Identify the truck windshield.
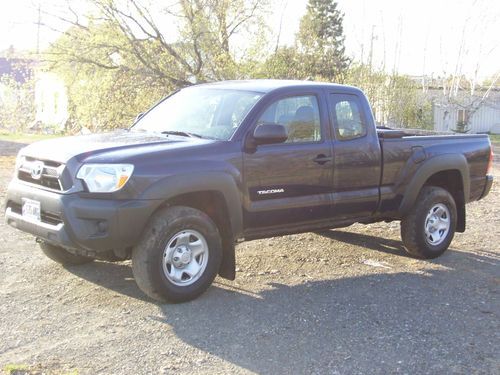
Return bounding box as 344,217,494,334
132,87,263,140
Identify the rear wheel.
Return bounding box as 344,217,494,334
401,186,457,259
39,242,94,265
132,206,222,303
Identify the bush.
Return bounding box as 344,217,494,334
0,76,35,132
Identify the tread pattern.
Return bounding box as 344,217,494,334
401,186,457,259
132,206,222,303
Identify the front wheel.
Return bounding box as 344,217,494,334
132,206,222,303
401,186,457,259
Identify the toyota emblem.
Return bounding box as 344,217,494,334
30,161,44,180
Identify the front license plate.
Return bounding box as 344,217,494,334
22,198,41,222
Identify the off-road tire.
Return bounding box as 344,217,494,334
401,186,457,259
132,206,222,303
39,242,94,265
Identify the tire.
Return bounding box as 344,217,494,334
401,186,457,259
39,242,94,265
132,206,223,303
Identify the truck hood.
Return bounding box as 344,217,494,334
19,130,212,163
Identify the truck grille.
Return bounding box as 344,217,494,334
18,158,65,191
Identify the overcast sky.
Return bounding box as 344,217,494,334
0,0,499,80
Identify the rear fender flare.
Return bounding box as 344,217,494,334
398,154,470,216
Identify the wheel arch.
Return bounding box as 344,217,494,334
140,173,242,280
398,154,469,233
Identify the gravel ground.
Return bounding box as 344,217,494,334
0,139,499,375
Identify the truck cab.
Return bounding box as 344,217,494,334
240,83,382,237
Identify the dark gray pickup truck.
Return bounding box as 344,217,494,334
5,80,494,302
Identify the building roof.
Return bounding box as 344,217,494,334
0,57,34,84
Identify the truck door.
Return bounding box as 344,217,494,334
328,93,381,218
242,91,334,231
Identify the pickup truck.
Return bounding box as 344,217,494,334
5,80,494,302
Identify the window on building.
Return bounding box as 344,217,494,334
457,109,470,123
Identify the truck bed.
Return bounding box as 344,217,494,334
377,128,491,216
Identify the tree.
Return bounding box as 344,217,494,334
347,64,433,129
257,0,349,82
257,46,303,79
43,0,270,130
428,3,500,133
0,75,35,133
438,73,499,133
296,0,350,81
46,21,165,131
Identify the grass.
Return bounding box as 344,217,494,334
3,364,29,374
488,133,500,144
0,132,62,144
2,364,78,375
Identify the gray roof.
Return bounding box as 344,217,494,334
0,57,34,84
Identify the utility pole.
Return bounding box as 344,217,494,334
368,25,376,72
36,1,41,55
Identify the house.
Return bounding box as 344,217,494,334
431,89,500,134
0,57,35,131
0,57,32,84
410,75,500,134
34,72,68,131
0,54,68,132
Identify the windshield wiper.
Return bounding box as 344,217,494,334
160,130,204,138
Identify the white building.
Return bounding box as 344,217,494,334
411,81,500,134
34,72,68,131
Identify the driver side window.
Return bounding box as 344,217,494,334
257,95,321,143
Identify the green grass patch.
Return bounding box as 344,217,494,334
488,133,500,144
3,364,29,374
0,132,63,144
2,364,78,375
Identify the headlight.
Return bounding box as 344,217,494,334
76,164,134,193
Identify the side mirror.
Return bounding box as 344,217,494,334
253,123,288,146
134,112,145,123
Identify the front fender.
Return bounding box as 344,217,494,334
398,154,470,216
139,171,244,238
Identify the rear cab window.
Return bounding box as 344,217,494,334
329,94,367,141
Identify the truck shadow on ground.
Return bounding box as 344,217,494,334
316,229,407,256
157,249,498,374
65,261,152,302
65,235,499,374
66,231,410,303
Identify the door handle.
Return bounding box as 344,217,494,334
312,154,332,165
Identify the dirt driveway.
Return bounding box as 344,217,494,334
0,139,499,374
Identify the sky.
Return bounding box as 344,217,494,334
0,0,499,81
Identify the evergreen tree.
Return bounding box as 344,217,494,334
297,0,350,81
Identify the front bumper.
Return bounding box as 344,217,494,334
5,179,162,256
